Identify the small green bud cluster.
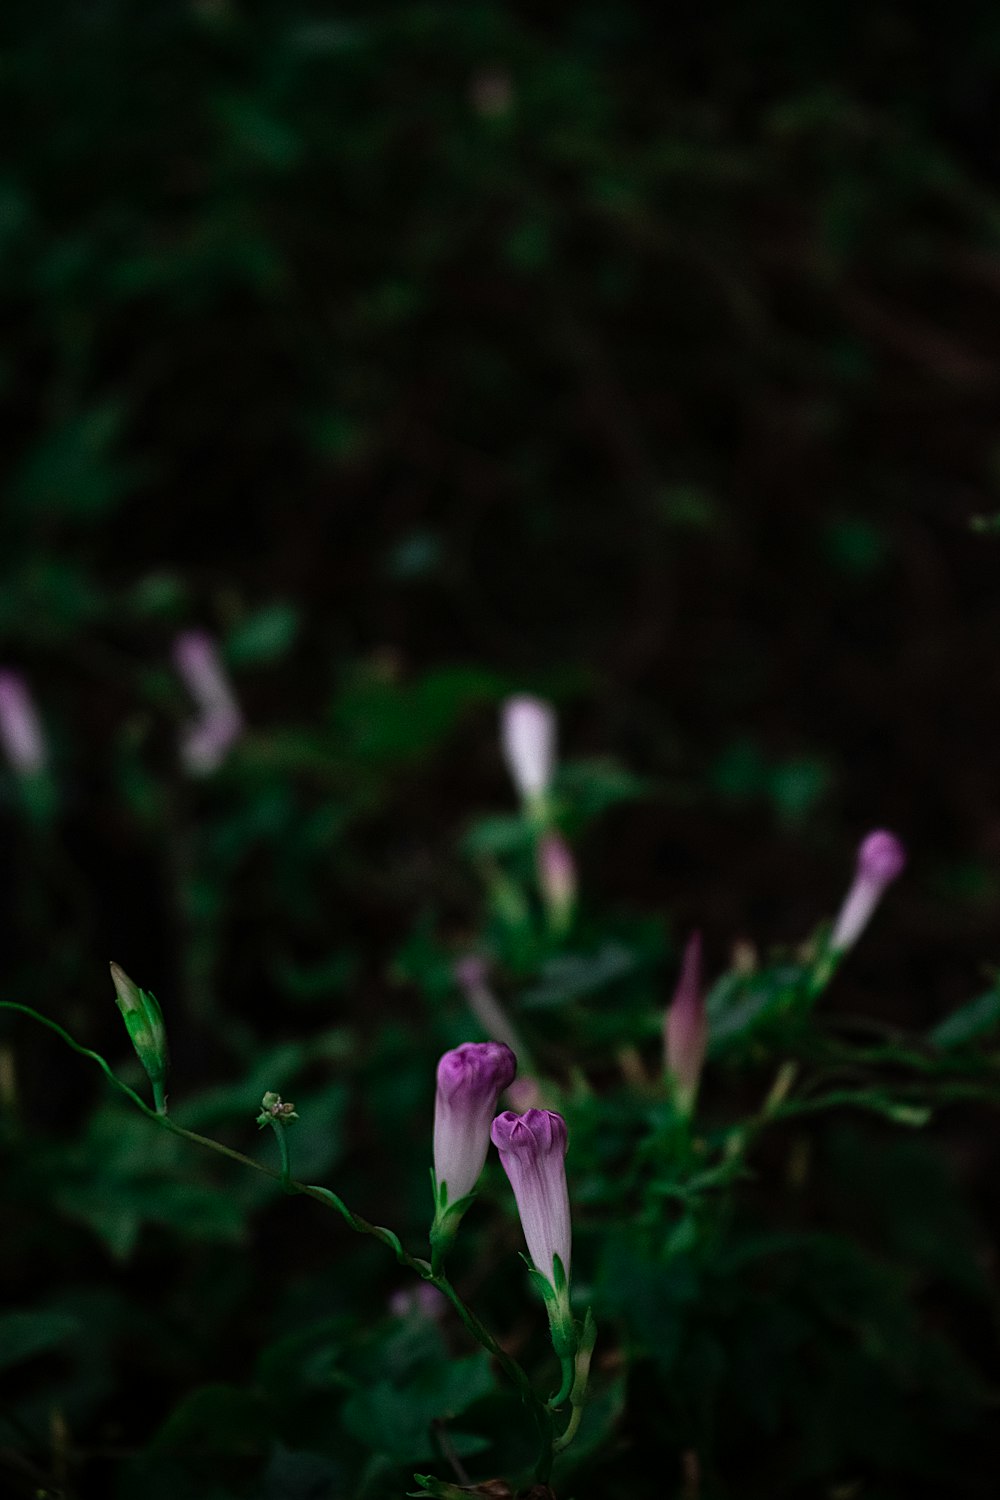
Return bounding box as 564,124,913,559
256,1091,299,1128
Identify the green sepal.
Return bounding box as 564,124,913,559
409,1477,474,1499
526,1256,576,1362
428,1180,477,1273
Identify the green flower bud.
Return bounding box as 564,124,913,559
256,1091,299,1128
110,962,169,1112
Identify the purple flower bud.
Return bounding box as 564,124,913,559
664,932,707,1113
830,829,907,953
433,1042,517,1206
173,631,243,774
500,695,557,806
491,1108,571,1286
0,671,47,775
537,831,577,932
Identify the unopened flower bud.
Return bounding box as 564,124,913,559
433,1042,517,1207
110,962,169,1112
173,630,244,775
0,671,47,775
431,1042,517,1267
499,695,556,810
537,831,576,933
830,829,906,953
256,1091,299,1128
492,1108,574,1357
664,933,707,1115
491,1109,571,1287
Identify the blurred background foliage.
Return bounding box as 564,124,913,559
2,2,1000,1497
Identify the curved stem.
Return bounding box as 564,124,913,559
268,1119,293,1191
0,1001,557,1480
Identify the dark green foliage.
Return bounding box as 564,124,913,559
2,3,1000,1497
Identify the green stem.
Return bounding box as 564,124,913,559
548,1353,574,1410
268,1118,293,1191
552,1402,584,1454
0,1001,558,1481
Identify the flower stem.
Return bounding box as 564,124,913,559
0,1000,559,1481
268,1118,293,1191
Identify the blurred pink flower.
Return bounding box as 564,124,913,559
500,695,556,807
537,830,576,931
0,671,47,775
664,932,707,1114
173,631,243,774
830,829,906,952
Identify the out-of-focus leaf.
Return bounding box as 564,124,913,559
0,1309,80,1375
461,814,533,860
226,603,300,666
706,963,807,1051
519,943,641,1008
340,1353,493,1462
928,988,1000,1048
556,759,653,821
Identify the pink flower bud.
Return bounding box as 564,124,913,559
0,671,47,775
664,932,707,1113
500,695,556,806
172,631,243,774
537,831,576,932
830,829,907,953
491,1108,571,1286
433,1042,517,1206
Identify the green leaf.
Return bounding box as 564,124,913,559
928,988,1000,1048
461,814,534,860
706,963,807,1051
0,1309,80,1375
150,1383,273,1458
519,943,641,1008
341,1354,493,1462
225,603,300,666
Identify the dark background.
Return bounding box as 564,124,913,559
3,4,1000,1497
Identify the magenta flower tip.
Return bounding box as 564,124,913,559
436,1041,517,1102
858,829,907,884
491,1107,568,1158
831,828,907,953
